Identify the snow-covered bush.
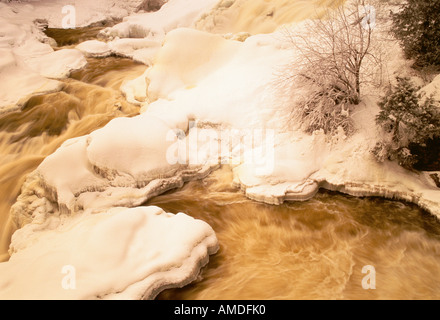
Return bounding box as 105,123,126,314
391,0,440,69
284,0,384,136
373,77,440,169
291,84,354,136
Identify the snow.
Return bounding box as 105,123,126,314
3,0,440,301
15,18,440,224
26,49,87,79
76,38,161,64
76,40,112,58
0,206,218,300
421,75,440,102
0,48,62,111
0,4,87,110
121,24,440,220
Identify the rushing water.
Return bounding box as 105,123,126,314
0,55,146,261
152,167,440,300
1,5,440,299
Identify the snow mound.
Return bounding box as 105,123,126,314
131,28,291,125
233,104,440,219
0,206,218,300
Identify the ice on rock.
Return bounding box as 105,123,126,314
0,206,218,300
109,38,162,65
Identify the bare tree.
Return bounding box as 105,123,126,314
281,0,385,135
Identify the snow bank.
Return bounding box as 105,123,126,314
135,28,291,123
233,102,440,219
0,206,218,300
26,49,87,79
130,27,440,220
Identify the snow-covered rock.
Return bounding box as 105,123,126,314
76,38,161,65
76,40,112,58
26,49,87,79
99,0,219,40
0,206,218,300
0,5,87,110
10,109,217,228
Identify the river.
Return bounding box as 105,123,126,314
0,5,439,299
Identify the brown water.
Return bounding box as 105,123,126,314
0,57,146,261
152,167,440,300
43,21,117,47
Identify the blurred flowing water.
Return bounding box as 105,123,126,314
0,56,146,261
152,167,440,300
